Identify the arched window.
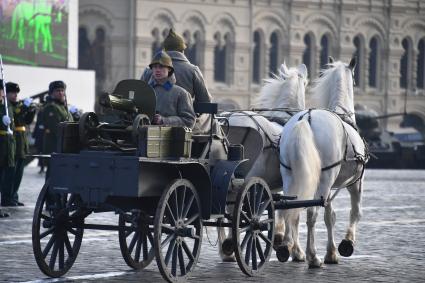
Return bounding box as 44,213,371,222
92,27,106,81
78,26,93,70
223,32,233,83
400,38,412,89
214,32,226,82
417,38,425,89
368,36,379,88
252,31,261,84
151,28,162,57
303,34,314,77
269,31,279,75
320,34,330,69
353,35,364,88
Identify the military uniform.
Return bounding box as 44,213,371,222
148,75,195,128
0,101,16,206
9,100,36,204
148,51,195,128
42,100,73,155
141,29,212,134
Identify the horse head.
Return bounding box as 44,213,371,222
252,61,308,119
311,57,357,122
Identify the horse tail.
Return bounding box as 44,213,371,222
284,119,321,200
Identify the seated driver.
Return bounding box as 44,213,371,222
148,51,195,129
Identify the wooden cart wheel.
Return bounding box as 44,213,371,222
232,177,275,276
79,112,99,146
118,210,155,269
154,179,202,283
32,183,84,277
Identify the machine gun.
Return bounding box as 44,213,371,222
76,80,155,151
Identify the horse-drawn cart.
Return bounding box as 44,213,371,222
32,80,324,282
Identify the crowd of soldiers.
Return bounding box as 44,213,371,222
0,28,212,218
0,80,77,218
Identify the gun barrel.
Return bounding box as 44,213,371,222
99,93,137,113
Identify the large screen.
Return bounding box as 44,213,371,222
0,0,69,67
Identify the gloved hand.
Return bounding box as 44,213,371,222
69,105,78,114
23,98,33,107
152,114,163,125
2,115,11,127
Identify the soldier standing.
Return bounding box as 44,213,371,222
141,29,212,133
42,81,73,180
0,80,15,214
148,51,195,128
5,82,36,206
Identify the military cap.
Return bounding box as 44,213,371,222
163,28,187,52
149,51,174,75
5,82,20,93
49,80,66,94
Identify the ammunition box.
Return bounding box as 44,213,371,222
138,126,192,158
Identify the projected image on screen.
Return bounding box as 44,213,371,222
0,0,69,67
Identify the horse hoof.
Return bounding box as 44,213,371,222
338,239,354,257
222,255,236,262
273,233,284,249
222,238,235,256
292,256,305,262
324,255,339,264
276,246,290,262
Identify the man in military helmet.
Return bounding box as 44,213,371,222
148,51,195,128
141,28,212,133
0,80,15,214
4,82,36,206
42,80,73,180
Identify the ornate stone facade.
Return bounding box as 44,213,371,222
79,0,425,131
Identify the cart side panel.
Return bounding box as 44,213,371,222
50,152,139,204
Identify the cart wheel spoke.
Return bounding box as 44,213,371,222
184,213,199,226
161,224,175,234
251,236,257,270
255,185,264,215
49,241,59,270
182,194,194,219
59,240,65,270
171,244,178,277
181,239,195,262
244,236,253,265
42,234,56,259
64,234,73,258
128,231,139,254
135,236,142,262
258,198,272,216
165,202,177,225
179,186,187,219
240,230,252,251
39,227,55,239
178,245,186,276
165,238,177,266
255,236,266,262
258,231,273,246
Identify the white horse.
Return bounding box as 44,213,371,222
278,57,369,268
218,62,308,261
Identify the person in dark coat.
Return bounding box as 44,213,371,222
5,82,36,206
42,81,73,180
0,80,14,215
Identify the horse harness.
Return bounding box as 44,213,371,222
279,109,369,186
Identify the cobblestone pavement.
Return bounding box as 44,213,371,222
1,163,424,283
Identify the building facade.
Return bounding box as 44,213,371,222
79,0,425,132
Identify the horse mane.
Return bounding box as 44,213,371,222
252,67,305,111
310,61,353,113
